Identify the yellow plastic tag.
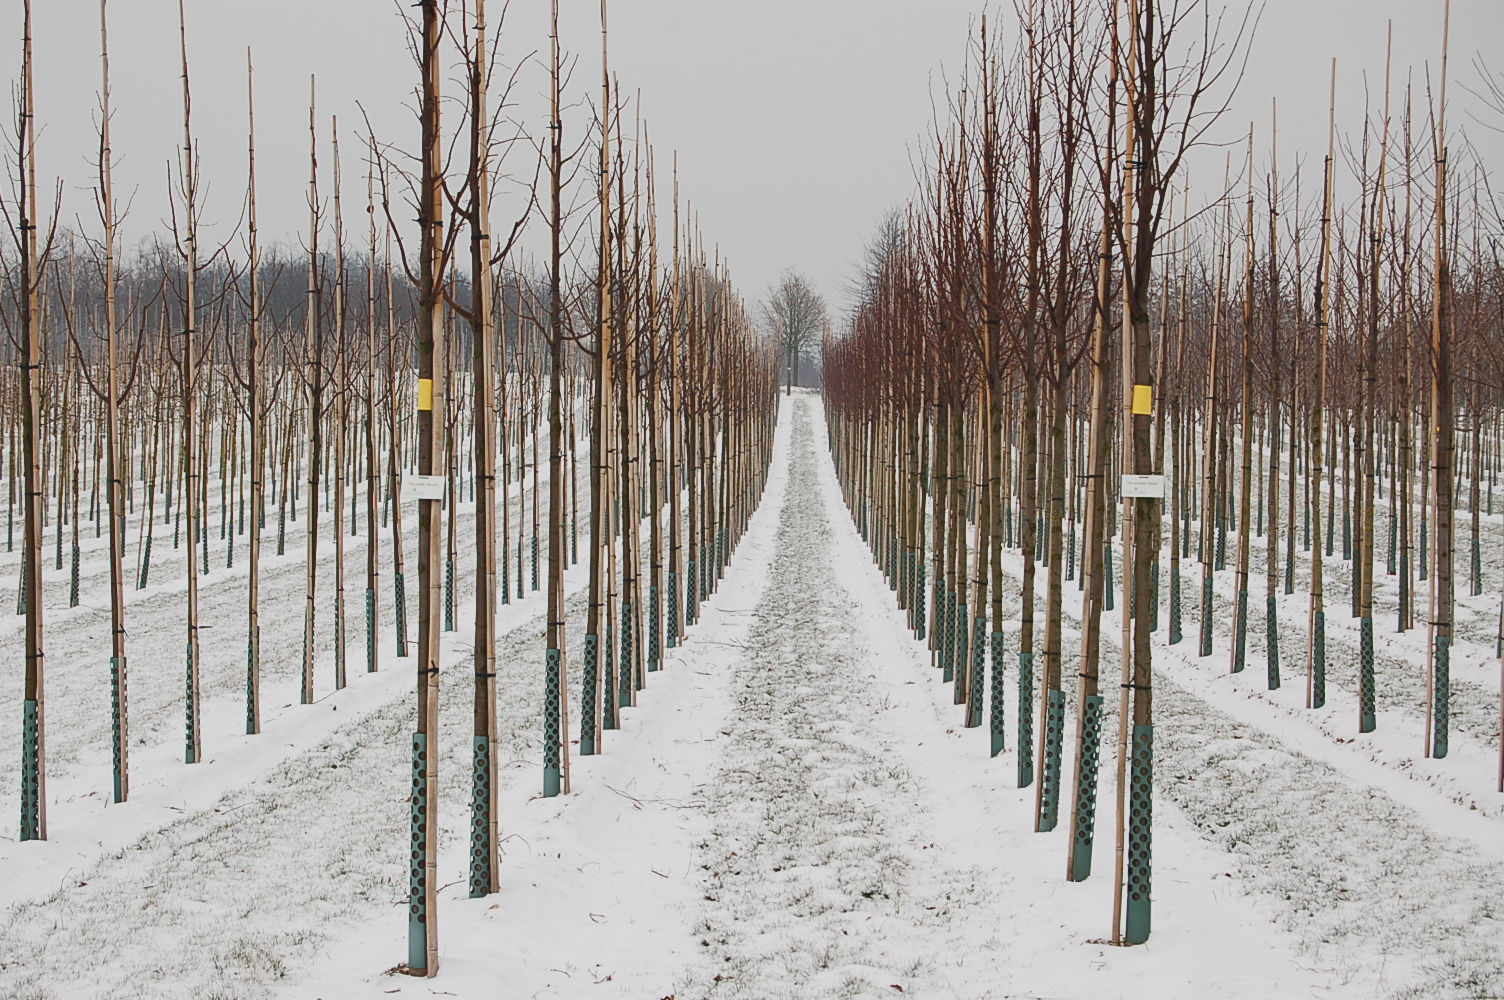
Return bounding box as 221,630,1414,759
417,378,434,412
1131,384,1153,416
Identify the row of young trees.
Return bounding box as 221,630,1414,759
8,0,582,840
5,0,781,979
412,3,779,971
824,0,1498,947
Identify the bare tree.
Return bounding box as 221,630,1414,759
762,268,827,394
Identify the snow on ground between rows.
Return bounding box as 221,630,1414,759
0,468,582,998
800,395,1389,1000
283,395,797,1000
0,463,558,915
7,390,1502,999
290,392,1370,1000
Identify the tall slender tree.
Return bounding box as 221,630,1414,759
407,0,446,976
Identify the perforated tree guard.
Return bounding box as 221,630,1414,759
1149,562,1159,631
334,600,346,691
1359,617,1376,733
620,602,635,707
990,630,1006,758
1200,577,1214,658
968,616,986,729
1233,589,1248,673
409,732,430,969
648,585,661,673
366,588,377,673
955,605,970,706
581,634,599,754
1017,652,1035,788
1104,544,1115,612
915,562,927,641
1039,689,1065,831
1420,517,1428,579
444,558,455,632
1125,724,1153,944
901,550,913,614
1311,611,1326,708
603,622,617,731
21,699,40,840
139,535,153,589
246,628,259,736
501,539,510,605
1069,694,1104,882
543,648,563,796
942,589,958,683
469,735,492,898
185,642,198,763
666,570,680,648
1265,596,1280,690
1169,570,1183,645
113,654,128,800
394,571,409,657
1433,633,1450,758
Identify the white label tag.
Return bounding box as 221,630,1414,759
1120,474,1165,499
405,475,447,501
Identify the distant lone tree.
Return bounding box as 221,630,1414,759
763,269,827,395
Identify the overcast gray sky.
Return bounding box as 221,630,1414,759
6,1,1503,315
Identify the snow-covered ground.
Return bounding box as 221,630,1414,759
3,391,1502,999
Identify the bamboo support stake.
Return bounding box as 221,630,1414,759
18,0,47,839
176,0,203,766
1359,31,1393,734
1017,12,1043,790
1199,161,1227,660
468,0,501,896
1068,209,1114,883
98,0,130,799
387,222,408,658
407,0,445,975
578,0,612,764
245,47,263,735
1232,126,1255,677
365,135,380,679
1307,62,1336,711
1426,0,1453,760
1265,104,1283,690
332,119,348,691
543,0,572,796
301,78,322,706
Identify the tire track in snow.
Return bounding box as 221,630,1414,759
683,400,995,999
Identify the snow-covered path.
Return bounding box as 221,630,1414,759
7,392,1504,1000
679,398,1007,998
